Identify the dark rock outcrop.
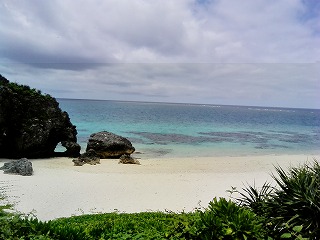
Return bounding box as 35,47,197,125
0,74,80,158
61,141,81,158
0,158,33,176
86,131,135,158
72,149,100,166
119,154,140,165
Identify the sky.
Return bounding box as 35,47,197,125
0,0,319,109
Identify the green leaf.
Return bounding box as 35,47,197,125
225,227,233,235
280,233,292,238
292,225,303,233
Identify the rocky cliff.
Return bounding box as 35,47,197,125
0,74,80,158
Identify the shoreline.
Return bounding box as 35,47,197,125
1,154,319,221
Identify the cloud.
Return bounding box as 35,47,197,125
0,0,319,108
2,62,318,108
1,0,319,66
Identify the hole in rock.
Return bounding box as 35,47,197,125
54,142,66,153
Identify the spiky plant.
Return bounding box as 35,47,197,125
267,160,320,238
234,181,274,216
236,160,320,238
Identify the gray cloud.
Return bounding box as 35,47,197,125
0,0,319,108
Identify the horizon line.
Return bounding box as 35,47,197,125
56,97,320,111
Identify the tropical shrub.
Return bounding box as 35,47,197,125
197,197,265,239
232,181,274,217
267,161,320,238
237,160,320,239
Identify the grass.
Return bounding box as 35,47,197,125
1,159,319,239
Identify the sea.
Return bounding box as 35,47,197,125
56,98,320,158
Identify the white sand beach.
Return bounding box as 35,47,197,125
0,154,319,221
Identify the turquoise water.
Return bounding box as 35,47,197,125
57,99,320,158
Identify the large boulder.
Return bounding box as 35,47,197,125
0,74,80,158
0,158,33,176
86,131,135,158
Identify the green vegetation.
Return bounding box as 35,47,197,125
1,160,319,239
0,188,12,218
6,82,54,101
234,160,320,239
2,81,58,124
198,197,265,239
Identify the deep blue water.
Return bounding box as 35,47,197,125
57,99,320,158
